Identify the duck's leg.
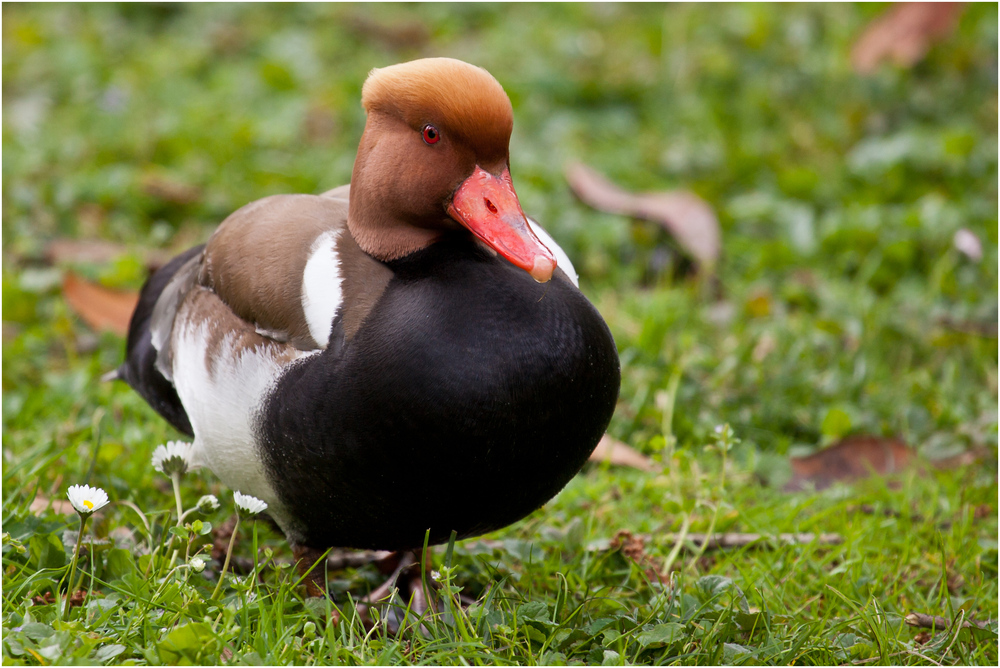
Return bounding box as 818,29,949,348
293,546,458,632
357,549,438,630
292,544,336,601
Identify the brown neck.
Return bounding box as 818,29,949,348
347,203,443,262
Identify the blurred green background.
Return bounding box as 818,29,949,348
3,2,997,467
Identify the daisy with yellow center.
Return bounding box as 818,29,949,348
66,484,109,517
63,483,109,621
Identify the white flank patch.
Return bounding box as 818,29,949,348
171,320,318,534
527,218,578,287
301,230,344,347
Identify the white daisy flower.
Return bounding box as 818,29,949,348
151,441,194,476
196,494,220,513
233,491,267,516
66,485,109,517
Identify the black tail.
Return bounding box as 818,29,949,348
117,245,205,437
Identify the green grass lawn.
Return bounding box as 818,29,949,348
3,3,997,665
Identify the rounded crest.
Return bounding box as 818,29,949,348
362,57,513,161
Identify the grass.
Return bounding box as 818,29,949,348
2,3,997,665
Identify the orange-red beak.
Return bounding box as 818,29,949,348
447,166,556,283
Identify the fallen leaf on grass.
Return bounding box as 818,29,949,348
588,434,657,472
784,435,914,491
609,529,648,563
851,2,966,74
565,162,720,269
905,612,993,632
32,589,87,607
609,529,668,584
62,272,139,337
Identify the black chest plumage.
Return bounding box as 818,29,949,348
254,238,620,550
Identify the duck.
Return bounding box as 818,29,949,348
115,57,620,599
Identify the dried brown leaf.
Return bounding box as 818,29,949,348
31,589,87,607
32,591,56,606
565,162,720,268
905,612,991,631
62,272,139,337
785,435,915,491
609,529,669,583
852,2,966,74
609,529,647,562
589,434,657,472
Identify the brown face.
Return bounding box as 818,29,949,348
347,57,557,282
358,112,475,230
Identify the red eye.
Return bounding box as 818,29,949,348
422,124,440,145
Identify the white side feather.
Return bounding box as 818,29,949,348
301,230,344,348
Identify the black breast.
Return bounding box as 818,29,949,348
256,237,620,550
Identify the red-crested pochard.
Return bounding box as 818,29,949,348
116,57,620,598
